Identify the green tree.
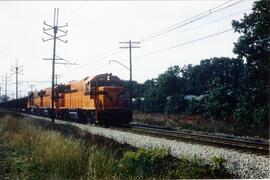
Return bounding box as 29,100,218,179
164,95,187,114
142,66,185,113
196,58,244,126
232,0,270,87
123,80,145,99
232,0,270,129
181,57,243,95
157,65,184,97
202,80,237,123
141,79,164,112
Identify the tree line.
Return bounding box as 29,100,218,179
124,0,269,130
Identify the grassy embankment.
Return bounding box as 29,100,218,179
0,112,232,179
133,112,269,138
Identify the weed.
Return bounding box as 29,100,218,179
0,114,233,179
116,148,170,178
211,156,227,177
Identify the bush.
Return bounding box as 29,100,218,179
201,81,237,122
234,87,269,129
143,89,165,113
164,95,187,114
186,99,203,115
116,148,172,178
211,156,227,177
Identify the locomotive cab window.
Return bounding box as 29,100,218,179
85,82,90,95
90,82,96,98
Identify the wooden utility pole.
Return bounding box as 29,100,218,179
119,40,141,106
11,59,23,110
42,8,68,123
42,8,76,122
2,73,11,102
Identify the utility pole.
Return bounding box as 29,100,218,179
55,74,62,85
43,8,76,122
0,84,2,102
11,59,23,110
30,84,34,92
5,73,7,102
119,40,140,107
2,73,11,102
19,90,23,98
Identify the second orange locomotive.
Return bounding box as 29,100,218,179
28,73,132,125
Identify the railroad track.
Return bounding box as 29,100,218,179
2,110,269,155
123,123,269,155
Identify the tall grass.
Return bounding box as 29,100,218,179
0,116,91,179
0,114,231,179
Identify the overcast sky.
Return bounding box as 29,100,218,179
0,0,254,98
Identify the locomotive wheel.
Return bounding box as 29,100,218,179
84,111,96,125
64,110,70,121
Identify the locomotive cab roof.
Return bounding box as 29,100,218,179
87,73,123,87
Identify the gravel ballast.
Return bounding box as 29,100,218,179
70,122,270,179
21,114,270,179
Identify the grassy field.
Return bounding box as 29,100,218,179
0,112,233,179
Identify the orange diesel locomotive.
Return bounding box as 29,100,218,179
28,73,132,125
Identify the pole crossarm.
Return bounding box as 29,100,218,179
58,28,68,34
120,46,141,48
42,37,54,42
43,21,53,28
43,27,54,31
43,55,77,65
43,31,54,38
120,41,141,44
58,23,68,28
56,33,67,39
56,37,68,43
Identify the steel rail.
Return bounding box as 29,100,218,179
1,110,268,155
127,123,269,155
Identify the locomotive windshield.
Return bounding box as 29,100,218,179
97,80,122,87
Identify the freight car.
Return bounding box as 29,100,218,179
0,97,28,111
26,73,132,125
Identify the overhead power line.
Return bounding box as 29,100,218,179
59,0,245,78
61,48,122,76
21,80,51,83
43,1,245,84
135,28,233,59
63,61,109,81
141,0,245,42
175,8,251,35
